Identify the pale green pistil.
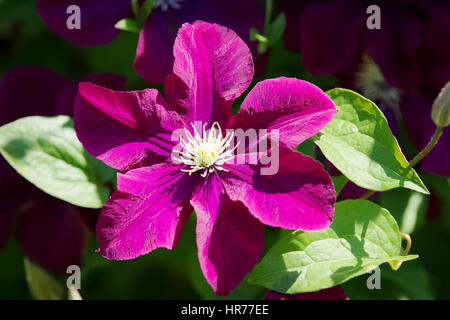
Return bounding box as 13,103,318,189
174,122,238,177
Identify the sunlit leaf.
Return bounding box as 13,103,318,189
0,116,115,208
248,200,418,293
313,88,428,194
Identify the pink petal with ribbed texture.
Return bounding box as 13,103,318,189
74,82,185,172
165,21,253,126
222,149,335,231
96,164,196,260
230,77,336,149
134,12,174,84
191,173,264,295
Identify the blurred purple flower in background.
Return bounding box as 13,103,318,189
281,0,450,177
0,66,125,273
281,0,434,92
37,0,132,46
134,0,265,83
37,0,265,83
73,21,337,295
400,8,450,176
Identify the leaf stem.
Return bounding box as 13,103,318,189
400,233,412,256
359,125,444,200
391,233,413,271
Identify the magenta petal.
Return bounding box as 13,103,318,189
37,0,131,46
57,73,126,116
15,195,86,273
135,0,264,84
165,21,254,125
134,13,175,84
97,164,196,260
170,0,264,53
300,0,366,75
266,286,348,300
231,77,337,149
223,149,335,231
191,174,264,295
0,66,69,125
74,82,185,172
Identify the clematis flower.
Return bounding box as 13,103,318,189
281,0,438,93
0,66,126,273
266,286,348,300
37,0,264,83
74,21,337,295
400,9,450,177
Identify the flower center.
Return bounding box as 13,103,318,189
175,122,238,177
355,55,401,109
154,0,185,11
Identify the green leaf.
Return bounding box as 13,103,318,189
343,260,434,300
295,139,316,159
24,258,65,300
139,0,155,23
0,116,115,208
250,28,269,54
313,88,428,194
266,13,286,45
250,28,268,43
248,199,418,294
131,0,139,17
115,18,141,33
379,189,427,235
331,175,348,197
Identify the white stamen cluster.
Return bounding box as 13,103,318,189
174,122,238,177
154,0,185,11
355,55,401,109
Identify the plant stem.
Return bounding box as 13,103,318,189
265,0,273,30
408,126,443,168
257,0,273,54
131,0,139,17
359,125,444,200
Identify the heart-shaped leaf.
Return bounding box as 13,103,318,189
0,116,115,208
313,88,428,194
248,199,418,293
